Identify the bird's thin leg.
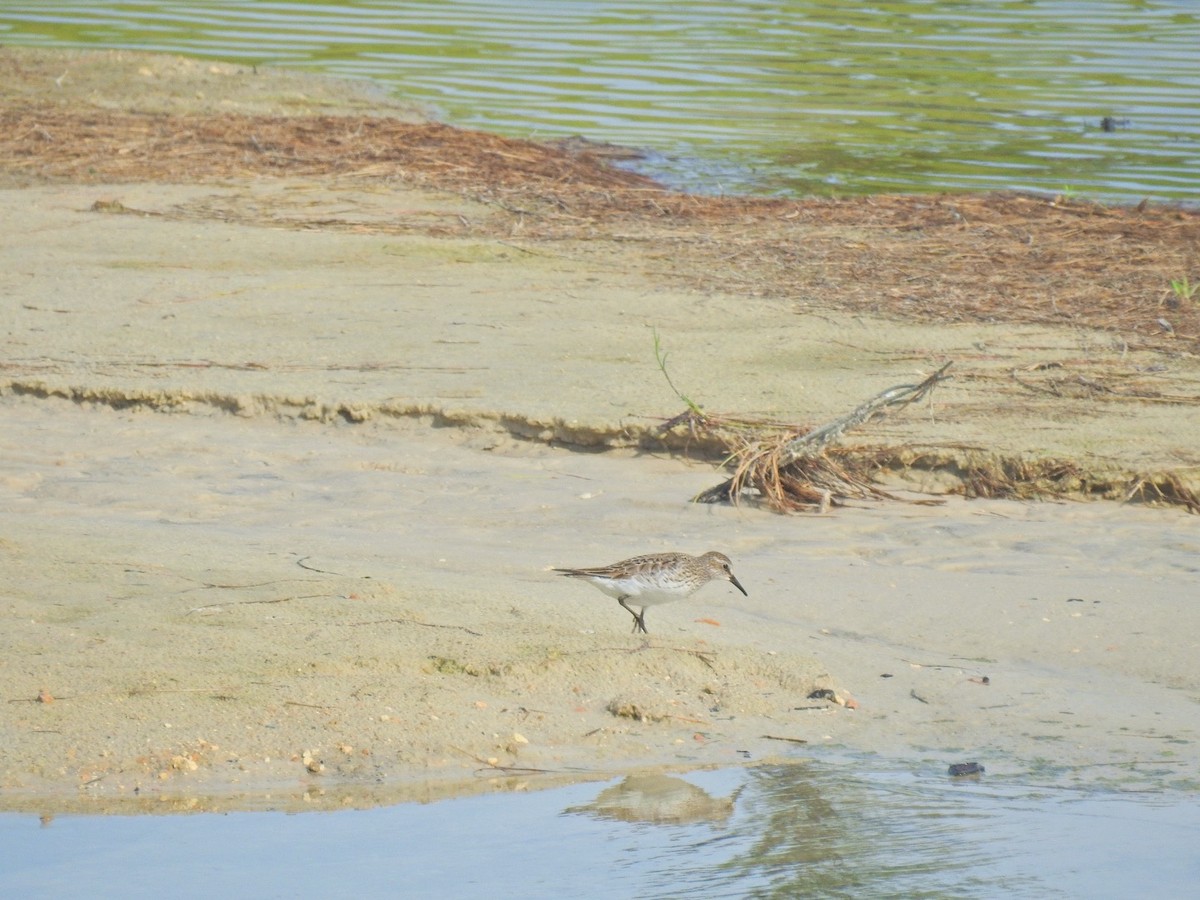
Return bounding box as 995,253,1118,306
618,597,647,634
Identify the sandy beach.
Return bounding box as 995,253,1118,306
1,48,1198,813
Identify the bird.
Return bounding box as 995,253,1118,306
554,551,748,634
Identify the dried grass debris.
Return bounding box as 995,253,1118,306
693,365,952,512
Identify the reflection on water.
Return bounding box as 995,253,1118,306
2,760,1197,898
565,773,740,825
0,1,1197,202
712,766,1016,897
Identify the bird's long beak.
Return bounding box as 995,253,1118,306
729,573,748,596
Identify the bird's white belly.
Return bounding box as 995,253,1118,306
585,575,687,607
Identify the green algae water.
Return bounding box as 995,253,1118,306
1,1,1197,203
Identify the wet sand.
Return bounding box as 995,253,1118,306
1,49,1198,812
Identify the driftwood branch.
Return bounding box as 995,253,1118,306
777,361,952,464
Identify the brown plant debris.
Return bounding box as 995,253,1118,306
694,364,953,512
875,447,1200,514
1,104,1198,350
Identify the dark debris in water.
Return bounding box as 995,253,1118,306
948,762,986,778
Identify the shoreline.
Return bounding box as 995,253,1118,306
2,46,1197,509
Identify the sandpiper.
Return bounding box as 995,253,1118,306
554,551,748,634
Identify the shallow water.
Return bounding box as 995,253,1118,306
3,761,1198,899
1,1,1198,202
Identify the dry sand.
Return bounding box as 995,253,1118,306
1,49,1198,813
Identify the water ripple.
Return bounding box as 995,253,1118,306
1,1,1197,202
